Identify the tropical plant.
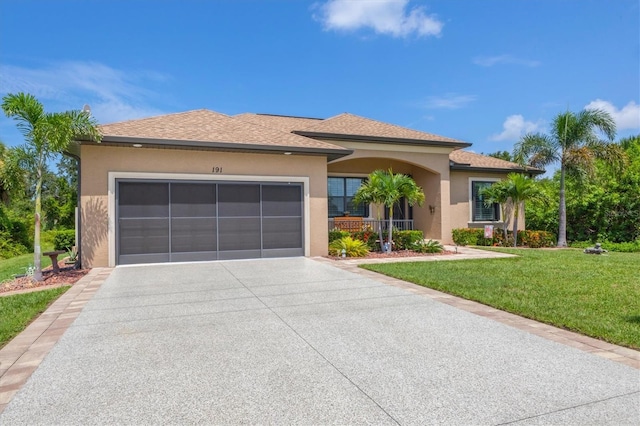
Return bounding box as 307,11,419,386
353,169,425,253
328,236,370,257
1,93,101,281
514,108,623,247
413,239,444,253
503,173,541,246
352,170,386,251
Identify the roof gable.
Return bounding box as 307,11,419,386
449,150,544,174
295,113,468,146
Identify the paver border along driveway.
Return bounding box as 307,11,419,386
1,258,639,424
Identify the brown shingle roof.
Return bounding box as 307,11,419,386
234,113,322,132
295,113,468,145
449,150,543,174
98,109,348,152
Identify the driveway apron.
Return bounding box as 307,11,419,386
1,258,638,425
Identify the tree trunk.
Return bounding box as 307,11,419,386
557,164,568,247
513,203,519,247
387,206,393,253
33,172,43,282
376,205,384,252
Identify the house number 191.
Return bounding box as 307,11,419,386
212,167,223,173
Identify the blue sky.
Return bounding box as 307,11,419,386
1,0,638,159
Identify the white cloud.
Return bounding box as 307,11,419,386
0,61,167,123
490,115,542,141
473,54,540,67
423,93,476,109
315,0,443,38
585,99,640,130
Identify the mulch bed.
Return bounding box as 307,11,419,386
328,249,456,260
1,261,89,295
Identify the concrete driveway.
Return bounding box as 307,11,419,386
1,257,638,425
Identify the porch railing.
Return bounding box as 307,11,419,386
329,218,414,232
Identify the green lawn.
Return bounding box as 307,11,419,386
0,286,69,348
361,248,640,349
0,252,54,282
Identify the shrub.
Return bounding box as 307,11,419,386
0,230,29,259
53,229,76,251
570,240,640,253
328,236,370,257
391,230,424,250
517,230,556,248
452,228,483,246
414,239,444,253
452,228,555,248
329,229,350,243
351,229,380,251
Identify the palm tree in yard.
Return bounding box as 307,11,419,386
2,93,101,281
504,173,540,247
353,170,386,250
514,109,623,247
479,179,511,242
354,169,424,253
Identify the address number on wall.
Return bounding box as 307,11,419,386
211,167,223,173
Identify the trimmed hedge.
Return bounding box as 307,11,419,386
329,229,424,251
53,229,76,251
452,228,555,248
570,240,640,253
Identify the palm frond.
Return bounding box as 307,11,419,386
514,133,558,168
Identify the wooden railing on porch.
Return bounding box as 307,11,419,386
329,218,414,232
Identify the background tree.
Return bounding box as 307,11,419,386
483,150,513,162
42,156,78,230
1,93,101,281
355,169,424,253
514,108,622,247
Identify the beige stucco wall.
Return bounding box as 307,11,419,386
450,170,525,233
80,144,329,267
326,146,454,243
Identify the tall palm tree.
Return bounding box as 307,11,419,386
354,169,424,252
514,109,622,247
2,93,101,281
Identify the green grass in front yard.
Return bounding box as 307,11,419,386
0,286,69,348
361,248,640,349
0,252,54,282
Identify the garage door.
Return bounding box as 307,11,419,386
116,180,304,265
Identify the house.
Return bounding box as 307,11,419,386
70,109,541,267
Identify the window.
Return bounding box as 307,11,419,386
328,177,369,217
471,181,500,221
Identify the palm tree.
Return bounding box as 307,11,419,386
353,170,386,250
1,93,101,281
479,179,512,242
504,173,540,246
514,109,622,247
354,169,424,253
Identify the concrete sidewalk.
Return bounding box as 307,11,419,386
1,257,638,424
